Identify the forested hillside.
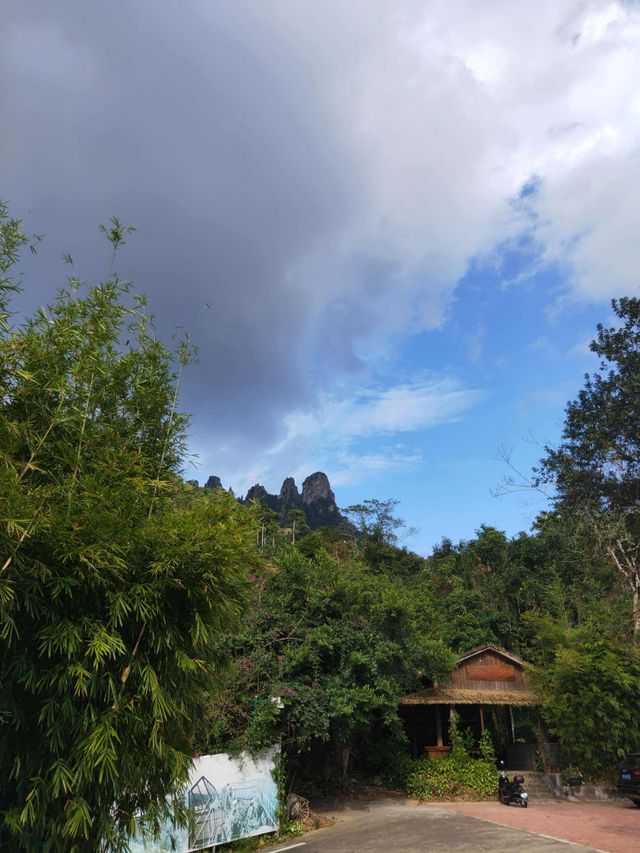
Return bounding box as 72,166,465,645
206,509,640,787
208,298,640,787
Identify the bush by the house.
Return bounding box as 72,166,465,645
405,755,497,800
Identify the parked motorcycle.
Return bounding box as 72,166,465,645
498,760,528,807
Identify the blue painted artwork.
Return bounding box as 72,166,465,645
129,820,188,853
128,747,279,852
188,775,278,848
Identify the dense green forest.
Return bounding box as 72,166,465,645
208,506,640,787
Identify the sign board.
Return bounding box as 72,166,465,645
129,746,279,852
466,663,516,681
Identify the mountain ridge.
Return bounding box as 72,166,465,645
204,471,350,530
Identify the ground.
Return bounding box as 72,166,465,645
450,799,640,853
263,797,640,853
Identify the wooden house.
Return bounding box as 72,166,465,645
400,644,540,763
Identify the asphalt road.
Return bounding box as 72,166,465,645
263,800,600,853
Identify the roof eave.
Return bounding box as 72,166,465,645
455,643,528,669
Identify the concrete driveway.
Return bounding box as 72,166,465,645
263,799,603,852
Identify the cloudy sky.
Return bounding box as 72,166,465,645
3,0,640,552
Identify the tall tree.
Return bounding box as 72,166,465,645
529,623,640,779
0,206,257,849
539,297,640,514
343,498,410,544
538,298,640,634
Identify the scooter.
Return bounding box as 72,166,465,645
498,760,528,807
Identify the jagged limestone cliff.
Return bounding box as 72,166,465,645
204,471,348,531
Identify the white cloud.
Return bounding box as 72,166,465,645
270,0,640,326
281,378,484,442
464,323,486,364
196,376,484,492
193,0,640,488
329,450,425,488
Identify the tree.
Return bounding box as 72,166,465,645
343,498,413,544
209,544,454,787
538,298,640,514
538,298,640,634
0,206,258,849
529,622,640,779
285,508,309,544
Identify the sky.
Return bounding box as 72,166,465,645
2,0,640,554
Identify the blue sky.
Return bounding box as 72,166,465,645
3,1,640,555
335,252,608,553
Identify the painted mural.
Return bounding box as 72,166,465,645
129,747,279,852
188,774,278,848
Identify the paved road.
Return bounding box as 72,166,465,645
263,799,600,852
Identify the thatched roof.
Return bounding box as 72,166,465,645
400,686,538,706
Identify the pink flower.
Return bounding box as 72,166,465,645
277,655,285,662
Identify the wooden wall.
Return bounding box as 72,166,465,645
449,651,530,693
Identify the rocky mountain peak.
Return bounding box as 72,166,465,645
245,483,269,503
302,472,334,506
205,471,349,532
279,477,300,502
278,477,303,525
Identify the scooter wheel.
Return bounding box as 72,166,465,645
522,800,528,808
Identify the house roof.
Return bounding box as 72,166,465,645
400,686,538,706
400,643,538,706
455,643,527,669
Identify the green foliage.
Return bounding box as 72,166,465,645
406,707,495,800
529,624,640,779
425,525,566,654
209,544,454,784
448,710,464,757
2,221,636,843
0,206,258,849
365,739,415,788
285,508,310,544
536,299,640,636
216,297,640,787
518,299,640,776
343,498,414,545
478,728,496,764
538,297,640,515
405,755,496,800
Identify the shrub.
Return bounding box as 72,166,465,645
405,755,497,800
381,749,416,789
478,728,497,764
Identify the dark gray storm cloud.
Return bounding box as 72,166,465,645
4,1,637,491
1,0,359,471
